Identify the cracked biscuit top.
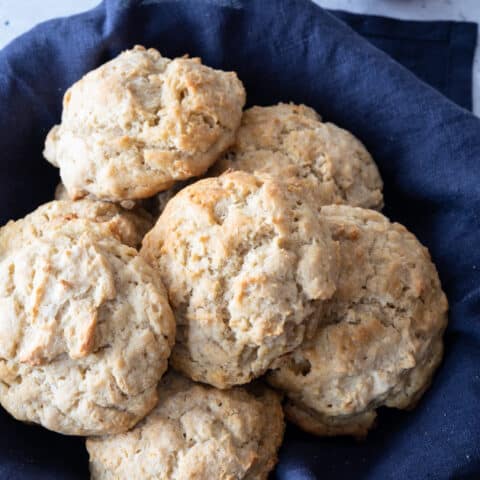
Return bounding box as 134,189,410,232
0,199,153,250
141,171,339,389
86,372,285,480
44,45,246,202
210,103,383,210
0,202,175,435
267,205,448,437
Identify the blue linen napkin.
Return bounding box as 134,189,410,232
0,1,479,479
331,10,477,111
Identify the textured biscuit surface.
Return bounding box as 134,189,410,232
141,171,338,388
54,182,147,212
267,206,448,436
1,199,152,250
0,205,175,435
44,45,246,201
211,103,383,210
87,372,285,480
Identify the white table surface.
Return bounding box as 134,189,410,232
0,0,479,114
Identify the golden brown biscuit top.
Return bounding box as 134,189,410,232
87,372,285,480
0,199,152,250
267,205,448,435
141,171,339,388
44,46,246,201
0,202,175,435
211,103,383,210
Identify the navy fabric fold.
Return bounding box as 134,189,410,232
331,10,477,111
0,1,479,479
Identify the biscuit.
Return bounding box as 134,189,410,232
44,45,246,201
3,199,152,250
267,206,448,436
0,209,175,435
141,171,339,388
211,103,383,210
86,372,285,480
54,182,141,211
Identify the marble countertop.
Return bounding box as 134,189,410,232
0,0,478,114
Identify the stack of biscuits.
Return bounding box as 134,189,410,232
0,46,448,479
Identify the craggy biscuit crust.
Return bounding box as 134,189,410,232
141,171,339,388
0,199,152,250
45,46,246,201
0,204,175,435
267,206,448,436
87,372,285,480
54,182,149,212
211,103,383,210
